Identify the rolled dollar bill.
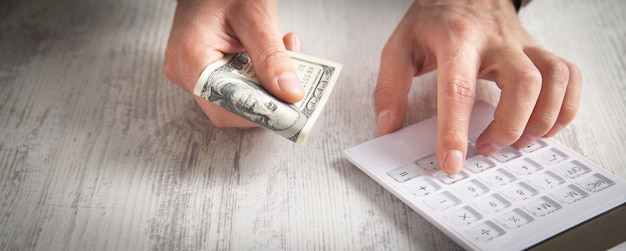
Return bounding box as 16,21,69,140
193,51,343,144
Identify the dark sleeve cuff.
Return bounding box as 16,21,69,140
512,0,532,12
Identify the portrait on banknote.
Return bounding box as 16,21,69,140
198,70,307,139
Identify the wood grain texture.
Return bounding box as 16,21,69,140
1,0,624,250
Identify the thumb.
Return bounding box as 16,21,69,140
229,2,304,104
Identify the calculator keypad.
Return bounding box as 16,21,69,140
345,102,626,251
384,138,620,246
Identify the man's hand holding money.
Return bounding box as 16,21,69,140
163,0,304,128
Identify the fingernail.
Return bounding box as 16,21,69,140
277,72,303,95
443,150,464,174
477,143,501,156
293,35,302,52
377,110,390,136
516,134,537,148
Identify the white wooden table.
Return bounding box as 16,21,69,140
1,0,625,250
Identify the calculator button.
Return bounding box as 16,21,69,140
476,194,511,214
465,156,496,173
446,206,483,226
555,161,591,179
578,174,615,192
503,182,538,201
433,171,469,184
530,171,565,190
424,191,461,211
525,196,562,217
552,185,588,204
535,148,568,166
481,169,516,188
466,142,479,159
522,139,547,153
507,158,542,176
387,164,420,183
414,154,440,172
455,180,490,199
495,209,534,229
405,178,440,197
466,139,480,159
467,221,505,242
492,146,522,163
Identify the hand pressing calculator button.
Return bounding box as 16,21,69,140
344,101,626,251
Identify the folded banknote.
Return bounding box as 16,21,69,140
193,51,343,144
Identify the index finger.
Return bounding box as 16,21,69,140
435,44,480,174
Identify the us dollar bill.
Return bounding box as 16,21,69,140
193,51,343,144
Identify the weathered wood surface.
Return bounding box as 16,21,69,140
1,0,625,250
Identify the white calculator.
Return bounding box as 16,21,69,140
343,101,626,251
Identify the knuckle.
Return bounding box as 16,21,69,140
499,127,524,142
548,60,570,79
233,2,265,19
374,79,396,97
568,62,582,81
446,17,474,37
163,45,194,92
530,116,556,134
374,80,398,106
443,77,475,102
493,115,525,141
517,68,542,86
381,39,400,56
545,59,571,87
256,48,290,73
515,68,542,97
